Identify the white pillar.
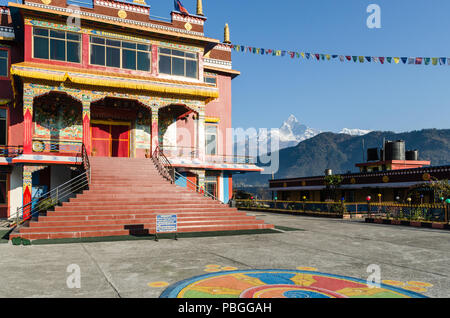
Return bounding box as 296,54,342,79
198,109,206,161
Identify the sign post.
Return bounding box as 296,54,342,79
155,214,178,241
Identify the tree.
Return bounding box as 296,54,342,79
324,175,343,202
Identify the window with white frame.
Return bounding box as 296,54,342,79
90,36,152,71
158,47,198,79
205,124,217,156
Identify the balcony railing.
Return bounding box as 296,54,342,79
160,146,256,164
0,146,23,158
161,146,199,159
32,139,83,154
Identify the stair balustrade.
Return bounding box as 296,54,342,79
9,144,91,229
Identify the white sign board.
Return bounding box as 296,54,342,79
156,214,177,233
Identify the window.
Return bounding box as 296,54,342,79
90,36,151,71
158,48,198,79
205,124,217,156
66,0,94,9
204,73,217,86
205,175,217,198
33,28,81,63
0,50,8,77
0,109,6,146
0,173,6,205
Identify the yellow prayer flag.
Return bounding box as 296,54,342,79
394,57,400,64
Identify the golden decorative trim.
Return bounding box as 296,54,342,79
117,10,127,19
184,22,192,31
205,117,220,123
11,65,219,100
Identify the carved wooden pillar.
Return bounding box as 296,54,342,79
22,166,32,220
151,107,159,155
82,95,92,154
23,88,34,154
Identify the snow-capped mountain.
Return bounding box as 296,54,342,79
233,115,371,156
339,128,372,136
277,114,321,148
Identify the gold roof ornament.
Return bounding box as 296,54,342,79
197,0,204,16
224,23,231,44
133,0,147,4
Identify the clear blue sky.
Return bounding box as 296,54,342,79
151,0,450,133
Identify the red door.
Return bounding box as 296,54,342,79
91,122,130,157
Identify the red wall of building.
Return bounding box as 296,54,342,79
205,74,232,156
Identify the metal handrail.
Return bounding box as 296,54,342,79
9,143,91,229
152,146,222,203
173,170,222,203
152,145,175,183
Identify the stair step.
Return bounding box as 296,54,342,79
11,223,274,240
21,219,265,233
49,208,238,216
29,216,259,228
39,211,248,221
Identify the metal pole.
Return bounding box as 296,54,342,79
16,207,19,227
446,203,448,224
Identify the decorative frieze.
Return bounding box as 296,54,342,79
24,1,205,37
203,58,232,70
94,0,150,15
172,12,205,26
0,26,15,39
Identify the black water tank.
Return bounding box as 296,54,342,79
367,148,380,161
406,150,419,161
385,140,405,160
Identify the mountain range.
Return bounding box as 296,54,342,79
234,128,450,187
234,115,371,155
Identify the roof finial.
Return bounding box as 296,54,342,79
196,0,204,16
224,23,231,44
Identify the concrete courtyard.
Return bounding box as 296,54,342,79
0,212,449,298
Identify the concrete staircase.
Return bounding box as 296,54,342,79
11,157,273,240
